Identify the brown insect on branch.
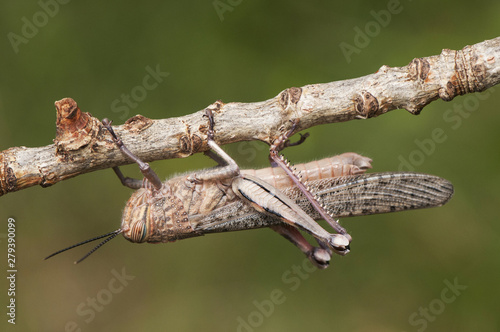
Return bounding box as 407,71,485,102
1,36,499,197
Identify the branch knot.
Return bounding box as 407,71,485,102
54,98,100,155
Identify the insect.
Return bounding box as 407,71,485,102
45,108,454,269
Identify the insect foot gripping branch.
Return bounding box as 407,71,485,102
44,113,454,269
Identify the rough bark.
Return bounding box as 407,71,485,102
1,36,499,197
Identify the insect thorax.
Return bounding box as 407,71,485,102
121,185,196,243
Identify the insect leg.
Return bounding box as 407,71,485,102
269,120,351,240
204,150,228,167
233,174,350,255
187,105,240,182
270,224,331,269
268,130,309,167
200,108,350,255
102,118,162,190
111,166,143,189
195,106,349,255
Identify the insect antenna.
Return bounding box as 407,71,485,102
44,229,122,264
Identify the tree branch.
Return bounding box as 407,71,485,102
1,36,499,197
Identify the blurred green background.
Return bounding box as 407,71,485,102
1,1,499,331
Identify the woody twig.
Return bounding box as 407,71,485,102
1,36,499,197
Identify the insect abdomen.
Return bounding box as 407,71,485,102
241,152,372,189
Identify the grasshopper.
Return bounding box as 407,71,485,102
46,107,454,269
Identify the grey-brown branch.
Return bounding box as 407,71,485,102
1,36,499,197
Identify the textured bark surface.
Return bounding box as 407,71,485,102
1,37,499,197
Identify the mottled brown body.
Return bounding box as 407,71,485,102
122,185,195,243
121,153,371,243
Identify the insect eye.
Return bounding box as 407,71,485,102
130,221,147,243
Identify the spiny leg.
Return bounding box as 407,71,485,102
270,224,331,269
102,118,162,190
236,173,349,255
269,120,351,241
268,130,309,167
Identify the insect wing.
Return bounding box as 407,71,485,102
288,172,454,218
190,172,454,233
